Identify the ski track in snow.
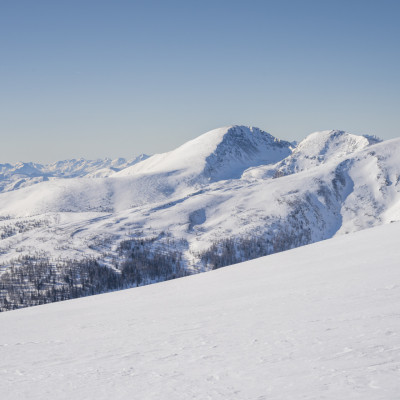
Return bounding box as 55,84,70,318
1,222,400,399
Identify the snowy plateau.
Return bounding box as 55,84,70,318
1,221,400,399
1,125,400,310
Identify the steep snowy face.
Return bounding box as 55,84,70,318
117,125,292,182
203,126,292,180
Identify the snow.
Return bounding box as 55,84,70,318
0,155,149,193
1,222,400,399
116,125,292,181
243,129,380,179
0,126,398,270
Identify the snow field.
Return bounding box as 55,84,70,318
1,222,400,399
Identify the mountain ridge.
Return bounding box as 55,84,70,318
115,125,293,182
0,154,150,193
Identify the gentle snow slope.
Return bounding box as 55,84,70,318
1,222,400,400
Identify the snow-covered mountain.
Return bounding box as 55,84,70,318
117,126,292,181
1,124,400,310
0,126,293,215
243,129,381,179
0,154,149,192
2,222,400,399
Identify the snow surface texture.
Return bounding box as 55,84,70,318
1,222,400,399
0,125,396,271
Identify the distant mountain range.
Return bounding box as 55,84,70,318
0,154,149,192
1,124,399,310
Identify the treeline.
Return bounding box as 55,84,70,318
118,236,185,284
197,195,315,270
0,219,47,240
0,237,187,312
198,224,311,270
0,257,120,311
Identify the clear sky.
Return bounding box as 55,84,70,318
1,0,399,163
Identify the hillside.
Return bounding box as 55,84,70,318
1,222,399,399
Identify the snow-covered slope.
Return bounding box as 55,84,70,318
1,222,400,399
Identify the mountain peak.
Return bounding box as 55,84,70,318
295,129,380,160
202,125,292,180
271,129,381,175
116,125,292,182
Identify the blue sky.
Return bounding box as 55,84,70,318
1,0,399,163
